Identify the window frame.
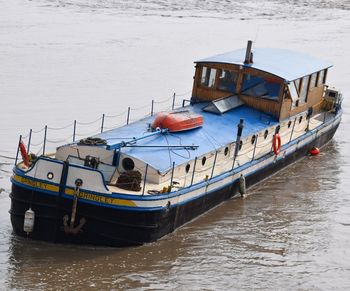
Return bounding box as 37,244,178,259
200,66,217,88
217,69,239,93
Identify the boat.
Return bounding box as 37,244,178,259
10,41,343,247
152,111,204,132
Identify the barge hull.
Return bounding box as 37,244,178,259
9,123,339,247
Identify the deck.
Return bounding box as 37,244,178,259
96,103,278,172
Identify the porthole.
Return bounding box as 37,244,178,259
122,157,135,171
239,140,243,151
201,156,207,166
185,164,191,173
299,116,303,124
276,125,281,134
288,120,292,128
47,172,54,180
224,147,229,156
75,178,83,187
264,130,269,139
251,135,256,145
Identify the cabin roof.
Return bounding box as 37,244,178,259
96,103,278,173
196,48,332,81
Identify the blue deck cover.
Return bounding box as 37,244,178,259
96,103,278,172
197,48,332,81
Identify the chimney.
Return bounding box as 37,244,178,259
244,40,253,64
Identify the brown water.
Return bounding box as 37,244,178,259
1,0,350,290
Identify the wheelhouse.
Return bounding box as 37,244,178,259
191,41,332,120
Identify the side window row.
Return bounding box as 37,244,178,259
289,69,327,105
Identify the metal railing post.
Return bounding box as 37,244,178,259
101,114,105,133
151,100,154,116
15,135,22,165
43,125,47,155
251,134,258,161
232,119,244,170
172,93,176,110
73,120,77,142
170,161,175,187
210,151,218,179
289,118,297,142
126,107,131,125
27,129,32,154
190,157,197,186
142,164,149,196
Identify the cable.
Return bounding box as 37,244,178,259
105,110,128,118
175,90,191,97
48,122,74,130
76,117,102,125
0,154,16,160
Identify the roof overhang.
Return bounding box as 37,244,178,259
196,48,333,82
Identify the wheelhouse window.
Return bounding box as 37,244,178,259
241,74,282,101
317,69,327,87
309,72,317,89
218,70,238,93
299,75,309,104
288,82,299,109
201,66,217,88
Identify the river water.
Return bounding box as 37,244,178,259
1,0,350,290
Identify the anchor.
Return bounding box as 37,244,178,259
63,178,86,235
63,215,86,235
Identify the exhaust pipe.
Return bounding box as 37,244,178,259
244,40,253,64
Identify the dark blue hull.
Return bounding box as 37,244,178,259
9,122,339,247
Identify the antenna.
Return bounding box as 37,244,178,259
254,25,260,44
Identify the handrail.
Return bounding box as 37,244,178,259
14,92,188,164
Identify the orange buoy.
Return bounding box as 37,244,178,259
19,141,30,167
310,147,320,156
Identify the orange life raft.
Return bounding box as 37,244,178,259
152,111,204,132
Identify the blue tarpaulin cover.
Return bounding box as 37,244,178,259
96,103,278,172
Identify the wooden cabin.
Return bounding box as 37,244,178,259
191,41,332,121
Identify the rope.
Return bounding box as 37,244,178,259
75,128,100,137
0,154,16,160
21,132,31,139
32,127,46,134
130,104,150,111
30,140,44,146
104,137,134,141
34,146,43,156
105,110,128,118
154,95,173,104
128,113,151,123
164,134,173,168
76,117,102,125
102,124,125,130
48,122,74,130
47,135,74,144
175,90,191,97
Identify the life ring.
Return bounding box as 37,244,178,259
19,141,30,167
272,133,281,155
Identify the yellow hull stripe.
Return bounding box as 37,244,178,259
13,175,59,192
65,188,136,207
13,175,136,207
